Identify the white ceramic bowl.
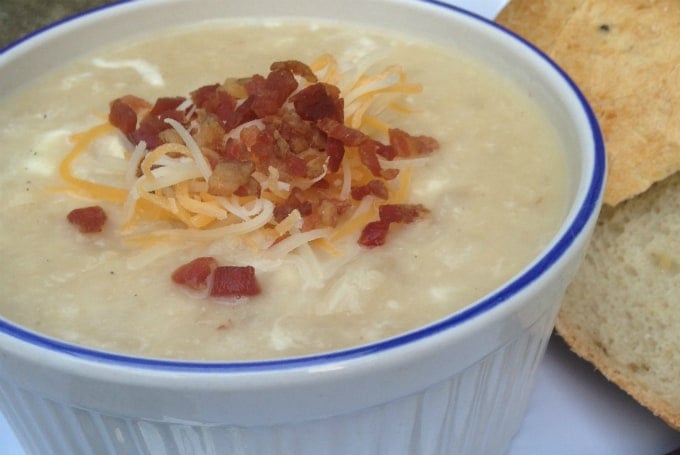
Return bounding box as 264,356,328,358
0,1,605,454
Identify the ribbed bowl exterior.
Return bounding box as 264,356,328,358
0,308,554,455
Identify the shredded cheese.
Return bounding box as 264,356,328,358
59,123,128,202
313,54,422,129
267,228,333,258
275,209,303,236
329,196,378,242
125,140,148,183
163,118,213,181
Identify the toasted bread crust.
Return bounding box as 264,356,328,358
555,172,680,431
497,0,680,207
556,315,680,430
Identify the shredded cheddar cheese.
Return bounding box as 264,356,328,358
59,123,128,202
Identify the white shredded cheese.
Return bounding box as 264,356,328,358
125,140,147,183
266,227,332,258
145,199,275,241
163,118,213,181
140,164,204,192
275,209,303,236
92,57,165,87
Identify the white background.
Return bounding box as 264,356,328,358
1,1,679,453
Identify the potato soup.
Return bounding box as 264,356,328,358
0,20,568,360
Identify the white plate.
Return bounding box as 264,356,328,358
1,1,678,453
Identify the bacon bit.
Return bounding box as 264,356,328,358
191,84,221,108
375,142,397,160
317,117,368,146
128,113,172,149
358,140,399,180
220,137,250,161
284,154,307,178
248,69,298,118
270,60,318,83
379,203,429,223
358,220,390,248
108,99,138,135
291,83,343,122
210,265,261,297
113,95,152,114
150,96,186,115
273,190,313,222
171,257,218,291
357,141,381,176
206,91,237,124
172,258,261,298
358,204,429,248
351,179,389,201
191,85,239,123
389,128,439,157
326,137,345,172
67,205,107,233
224,96,257,132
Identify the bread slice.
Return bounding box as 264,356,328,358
497,0,680,207
496,0,680,431
556,172,680,430
547,0,680,207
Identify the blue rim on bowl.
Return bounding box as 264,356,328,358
0,0,606,373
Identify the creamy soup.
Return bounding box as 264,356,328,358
0,19,568,360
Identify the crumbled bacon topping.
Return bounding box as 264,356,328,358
100,58,441,299
172,257,261,298
210,265,260,298
67,206,107,233
171,257,217,291
108,59,437,247
358,204,430,248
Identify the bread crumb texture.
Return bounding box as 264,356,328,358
556,172,680,430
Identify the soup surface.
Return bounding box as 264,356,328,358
0,19,568,360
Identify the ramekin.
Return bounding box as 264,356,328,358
0,1,606,454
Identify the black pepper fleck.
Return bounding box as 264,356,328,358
599,23,610,32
